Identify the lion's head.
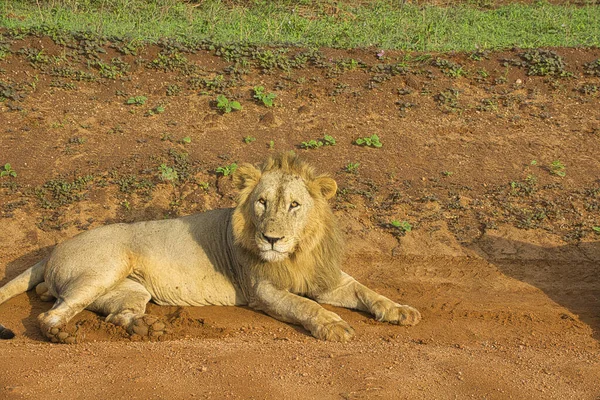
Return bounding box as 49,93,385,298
232,152,339,265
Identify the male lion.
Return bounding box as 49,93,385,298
0,153,420,343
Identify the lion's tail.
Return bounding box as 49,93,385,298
0,260,46,339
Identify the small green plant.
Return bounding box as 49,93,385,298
20,47,49,64
216,163,238,176
526,174,537,184
181,136,191,144
355,134,382,148
323,135,336,146
126,95,147,106
435,88,461,113
148,51,188,72
107,125,124,135
476,98,497,112
92,58,130,79
198,182,210,191
253,86,276,107
550,160,566,177
510,174,538,197
166,84,181,96
68,137,86,145
216,95,242,114
50,119,66,129
158,164,178,182
345,162,360,173
268,140,275,149
243,136,256,144
301,134,336,149
442,171,453,177
530,160,538,166
391,220,412,233
35,175,94,209
1,163,16,178
470,49,490,61
433,58,466,78
145,105,165,116
592,226,600,234
518,49,572,77
477,69,489,79
301,139,323,149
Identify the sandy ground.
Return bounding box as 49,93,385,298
0,30,599,399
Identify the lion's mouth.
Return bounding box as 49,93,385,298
259,249,289,262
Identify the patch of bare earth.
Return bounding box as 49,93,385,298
0,32,599,398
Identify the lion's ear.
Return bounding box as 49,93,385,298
233,163,261,190
313,176,337,200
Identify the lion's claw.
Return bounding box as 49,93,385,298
374,301,422,326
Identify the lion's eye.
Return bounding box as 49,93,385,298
258,198,266,206
290,201,300,209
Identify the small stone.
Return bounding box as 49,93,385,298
260,111,276,125
151,321,165,331
132,325,149,336
297,105,310,114
405,76,420,89
130,334,141,342
64,337,76,345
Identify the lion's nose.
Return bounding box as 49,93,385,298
262,234,284,245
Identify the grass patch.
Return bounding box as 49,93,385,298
1,1,599,51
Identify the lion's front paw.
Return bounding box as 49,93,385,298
312,320,355,342
128,315,168,340
374,302,422,326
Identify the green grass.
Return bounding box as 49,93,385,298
1,1,599,50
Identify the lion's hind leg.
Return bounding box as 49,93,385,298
38,257,132,343
38,284,109,344
88,279,168,340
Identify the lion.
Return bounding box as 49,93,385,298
0,152,420,343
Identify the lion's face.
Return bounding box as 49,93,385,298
249,171,315,262
232,154,338,263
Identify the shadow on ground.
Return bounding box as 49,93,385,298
0,246,54,286
471,235,600,340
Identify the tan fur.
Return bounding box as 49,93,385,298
232,153,342,296
0,152,420,343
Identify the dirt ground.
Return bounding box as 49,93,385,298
0,29,599,399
